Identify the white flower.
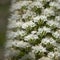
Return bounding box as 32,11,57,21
28,21,36,27
7,31,18,39
41,37,56,45
55,16,60,22
49,2,55,7
49,1,60,9
52,30,60,38
16,22,24,27
54,52,60,57
11,2,21,11
7,30,26,39
18,30,27,37
55,3,60,9
48,51,60,59
43,26,51,33
22,10,36,19
9,12,20,21
37,26,51,35
43,8,55,16
31,31,37,34
32,44,46,53
30,1,43,8
24,34,38,41
12,40,30,48
48,52,54,58
6,40,30,49
22,21,36,29
22,22,28,29
11,1,31,11
33,16,40,22
33,15,47,23
8,20,23,29
47,20,59,27
37,28,43,35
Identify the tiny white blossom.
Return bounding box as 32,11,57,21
52,30,60,38
43,26,51,33
8,20,23,29
49,1,60,9
30,1,43,8
32,44,46,53
11,1,31,11
33,15,47,22
49,2,56,7
54,52,60,57
43,8,55,16
24,34,38,41
9,12,21,21
55,16,60,22
22,21,36,29
22,10,36,19
47,20,59,28
18,30,27,37
7,31,18,39
37,28,43,35
12,40,30,48
33,16,40,22
41,37,56,45
22,22,28,29
31,31,37,34
48,52,54,58
55,3,60,9
37,26,51,35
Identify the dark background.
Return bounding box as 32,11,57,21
0,0,10,60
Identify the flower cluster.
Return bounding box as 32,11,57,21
5,0,60,60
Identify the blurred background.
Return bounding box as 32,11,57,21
0,0,10,60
